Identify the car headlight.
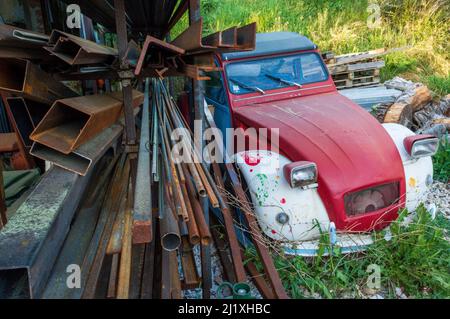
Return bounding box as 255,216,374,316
403,134,439,159
283,161,318,189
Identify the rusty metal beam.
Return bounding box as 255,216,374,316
30,91,143,155
117,176,133,299
0,58,78,104
133,79,152,244
0,24,49,49
81,154,130,299
30,124,123,176
135,36,185,76
180,236,200,289
212,162,247,283
0,166,95,298
46,30,118,65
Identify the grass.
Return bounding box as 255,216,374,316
173,0,450,95
245,205,450,299
433,135,450,182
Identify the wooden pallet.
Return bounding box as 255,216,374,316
328,60,385,75
333,68,380,81
334,75,381,89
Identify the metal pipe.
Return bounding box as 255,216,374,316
160,182,181,251
183,165,211,245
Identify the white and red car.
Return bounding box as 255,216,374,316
200,32,438,254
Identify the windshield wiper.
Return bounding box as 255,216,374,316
229,77,265,94
264,73,303,88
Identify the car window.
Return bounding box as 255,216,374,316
225,52,328,95
204,69,227,105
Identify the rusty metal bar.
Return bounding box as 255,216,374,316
30,124,123,176
160,247,171,299
170,251,182,299
210,224,236,283
117,177,133,299
46,30,118,65
81,155,130,299
180,236,200,289
135,36,185,76
236,22,257,50
133,79,152,244
129,244,146,299
106,188,127,255
242,251,276,299
107,254,120,298
200,194,212,299
30,91,143,154
212,162,247,283
140,221,156,299
0,58,77,104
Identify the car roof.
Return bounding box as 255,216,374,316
221,32,317,60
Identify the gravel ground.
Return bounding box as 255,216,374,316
425,181,450,218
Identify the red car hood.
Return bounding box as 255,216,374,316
233,91,406,231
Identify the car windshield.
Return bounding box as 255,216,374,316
226,52,328,95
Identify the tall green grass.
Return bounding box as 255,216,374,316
174,0,449,94
246,205,450,299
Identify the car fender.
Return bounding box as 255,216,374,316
234,150,330,241
382,123,433,211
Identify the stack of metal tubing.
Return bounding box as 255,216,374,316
0,21,291,299
41,78,289,299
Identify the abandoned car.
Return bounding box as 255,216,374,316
201,32,438,254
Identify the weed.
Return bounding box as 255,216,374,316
246,205,450,298
195,0,449,96
433,135,450,183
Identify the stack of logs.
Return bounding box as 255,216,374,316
375,77,450,134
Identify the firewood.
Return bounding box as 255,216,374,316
410,86,432,111
383,102,413,127
432,118,450,131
